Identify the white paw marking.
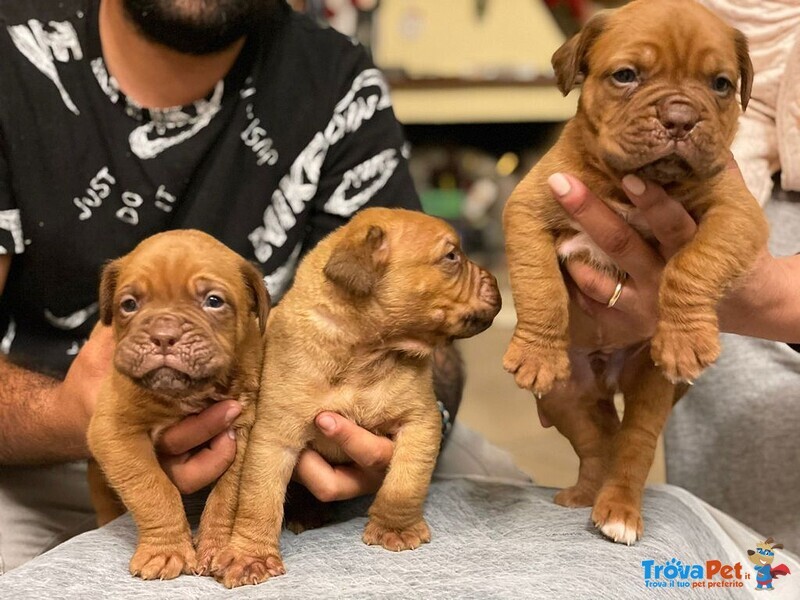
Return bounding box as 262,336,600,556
599,519,640,546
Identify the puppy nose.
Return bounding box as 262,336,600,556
149,316,181,351
659,100,699,138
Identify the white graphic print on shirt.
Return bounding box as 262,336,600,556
248,68,393,264
0,318,15,354
44,303,99,330
0,209,25,254
263,241,302,299
7,19,83,115
323,147,398,217
128,81,225,160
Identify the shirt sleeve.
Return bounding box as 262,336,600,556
302,46,421,252
0,132,23,256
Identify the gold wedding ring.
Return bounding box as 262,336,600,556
607,280,624,308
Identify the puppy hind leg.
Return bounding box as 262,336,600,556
592,348,675,545
542,355,619,508
284,481,330,534
363,402,441,552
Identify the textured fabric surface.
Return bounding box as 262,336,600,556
666,194,800,551
0,423,529,572
3,477,799,599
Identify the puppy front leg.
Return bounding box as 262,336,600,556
363,402,441,551
213,421,302,588
652,190,768,382
195,407,254,575
87,416,196,579
87,458,126,526
503,179,571,396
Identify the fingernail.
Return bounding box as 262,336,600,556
227,428,236,440
224,405,241,425
548,173,572,197
622,174,646,196
316,413,336,432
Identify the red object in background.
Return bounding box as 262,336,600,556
544,0,590,23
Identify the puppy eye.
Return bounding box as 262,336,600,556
444,251,458,261
611,68,637,85
120,297,138,314
712,76,733,94
203,294,225,309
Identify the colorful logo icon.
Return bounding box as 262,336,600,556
747,537,791,591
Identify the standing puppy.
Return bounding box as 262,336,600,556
503,0,768,543
212,207,501,588
87,230,269,579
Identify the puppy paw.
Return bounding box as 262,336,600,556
591,486,643,546
129,539,197,580
503,335,570,396
212,545,285,589
194,533,227,577
363,518,431,551
651,320,720,383
285,511,327,535
554,485,597,508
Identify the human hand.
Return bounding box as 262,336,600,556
156,400,241,495
548,171,697,345
58,324,115,436
293,412,393,502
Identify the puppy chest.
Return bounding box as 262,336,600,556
556,208,654,270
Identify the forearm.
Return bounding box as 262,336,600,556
719,253,800,342
0,358,90,465
432,343,464,430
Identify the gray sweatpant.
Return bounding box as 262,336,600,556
666,190,800,550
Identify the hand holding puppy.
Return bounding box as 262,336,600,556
552,160,790,343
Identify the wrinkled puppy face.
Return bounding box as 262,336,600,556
553,0,753,184
324,208,501,344
99,231,269,396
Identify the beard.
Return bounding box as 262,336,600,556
122,0,276,55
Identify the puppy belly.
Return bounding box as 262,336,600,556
557,232,616,272
310,437,350,465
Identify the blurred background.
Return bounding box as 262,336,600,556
288,0,663,488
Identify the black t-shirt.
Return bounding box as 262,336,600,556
0,0,420,376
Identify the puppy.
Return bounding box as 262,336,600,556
502,0,768,544
86,230,269,579
210,207,501,588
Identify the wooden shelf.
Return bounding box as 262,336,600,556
373,0,576,124
387,75,577,124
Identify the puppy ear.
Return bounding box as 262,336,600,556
324,224,388,297
98,259,121,326
772,543,784,550
733,29,753,111
240,261,271,336
551,12,608,95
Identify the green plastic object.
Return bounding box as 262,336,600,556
420,189,464,219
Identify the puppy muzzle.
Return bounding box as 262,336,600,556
454,269,501,338
114,312,227,388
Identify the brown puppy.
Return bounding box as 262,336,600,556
86,230,269,579
211,207,501,588
503,0,768,544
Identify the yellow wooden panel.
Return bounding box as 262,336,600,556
391,85,578,124
374,0,566,78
